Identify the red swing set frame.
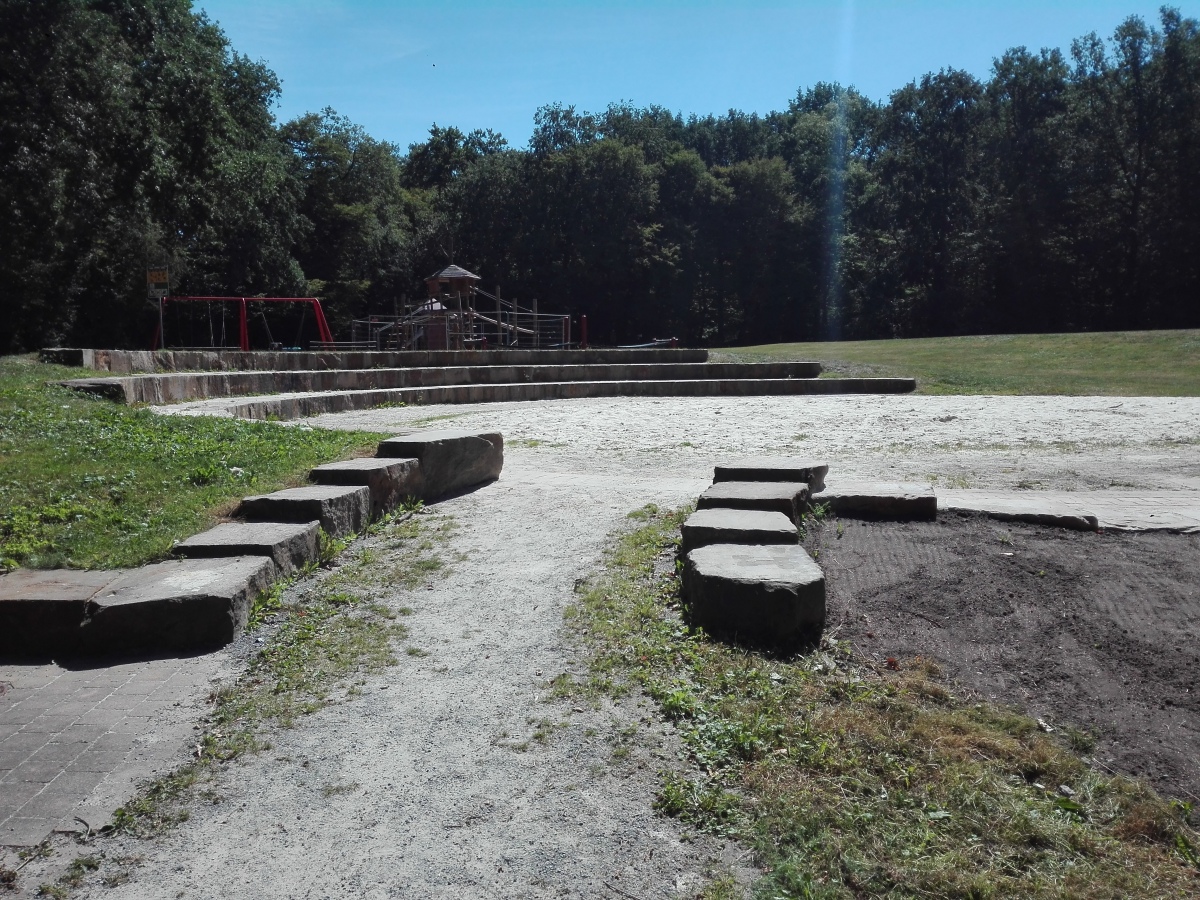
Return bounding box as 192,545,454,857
151,296,334,352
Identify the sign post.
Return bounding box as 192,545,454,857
147,267,169,350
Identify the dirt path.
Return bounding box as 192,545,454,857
60,393,1200,898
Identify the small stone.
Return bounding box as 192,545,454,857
680,508,798,553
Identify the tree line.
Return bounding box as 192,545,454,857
2,0,1198,351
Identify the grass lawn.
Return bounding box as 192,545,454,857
711,329,1200,396
561,507,1200,899
0,355,385,571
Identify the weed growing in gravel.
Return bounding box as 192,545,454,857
0,355,384,570
563,505,1200,899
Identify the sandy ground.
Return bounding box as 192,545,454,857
22,393,1199,898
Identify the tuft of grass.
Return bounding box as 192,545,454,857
567,506,1200,899
0,354,385,571
711,329,1200,396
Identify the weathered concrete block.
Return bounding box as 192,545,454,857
238,485,369,538
80,557,276,654
812,481,937,520
697,481,810,524
682,543,825,650
172,521,319,576
0,569,122,656
376,429,503,499
309,457,422,518
680,508,798,553
713,458,829,492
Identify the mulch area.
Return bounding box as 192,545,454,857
807,513,1200,802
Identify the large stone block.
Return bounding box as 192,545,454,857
172,521,319,576
0,569,122,656
812,481,937,520
376,429,503,500
680,508,798,553
238,485,369,537
79,556,276,654
309,457,422,518
697,481,810,524
682,543,825,650
713,458,829,491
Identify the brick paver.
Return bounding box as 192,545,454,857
0,652,230,847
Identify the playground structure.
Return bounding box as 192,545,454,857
350,265,580,352
151,296,333,352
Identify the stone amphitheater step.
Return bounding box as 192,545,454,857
238,485,370,538
376,430,504,500
61,362,824,404
697,481,811,525
43,347,709,374
213,378,915,420
309,458,423,517
681,543,826,651
172,521,320,576
680,508,800,553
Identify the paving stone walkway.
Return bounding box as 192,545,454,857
0,653,228,847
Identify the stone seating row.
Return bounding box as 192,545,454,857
0,430,502,659
679,459,938,651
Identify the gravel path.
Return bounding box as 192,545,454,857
57,393,1200,898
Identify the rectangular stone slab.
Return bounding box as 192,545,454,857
680,508,798,553
238,485,369,537
376,429,503,500
172,521,319,576
0,569,123,656
309,457,422,518
812,481,937,520
79,556,276,654
713,458,828,492
682,543,825,650
697,481,810,524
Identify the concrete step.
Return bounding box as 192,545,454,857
310,458,422,516
238,485,370,537
680,508,799,553
45,347,709,374
377,430,504,500
218,378,916,420
79,557,276,654
697,481,811,525
681,543,826,651
63,362,823,404
713,459,830,491
0,569,124,657
172,521,320,575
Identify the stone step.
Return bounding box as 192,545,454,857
310,457,423,516
62,362,823,405
79,557,275,654
682,543,826,651
712,458,829,491
238,485,370,537
172,521,320,575
46,346,709,375
812,481,937,520
377,430,504,500
697,481,811,525
220,379,916,421
680,508,799,553
0,569,123,657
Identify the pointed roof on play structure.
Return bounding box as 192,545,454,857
425,264,481,298
428,264,480,281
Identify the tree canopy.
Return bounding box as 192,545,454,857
2,2,1198,351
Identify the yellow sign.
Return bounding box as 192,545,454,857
147,267,170,298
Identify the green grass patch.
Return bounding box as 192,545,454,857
0,354,385,571
712,329,1200,396
565,506,1200,898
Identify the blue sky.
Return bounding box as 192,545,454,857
196,1,1190,152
